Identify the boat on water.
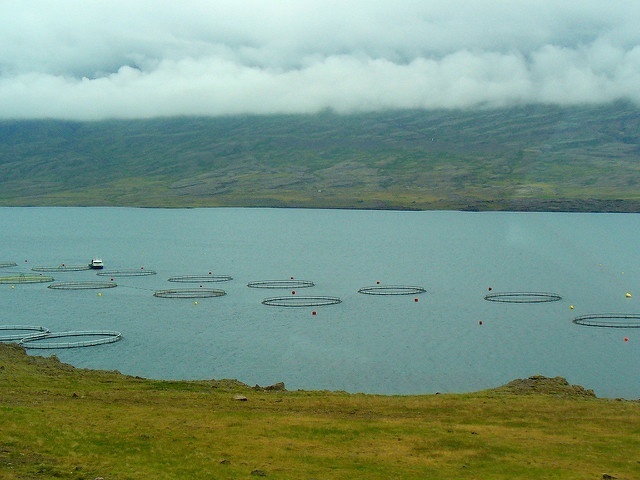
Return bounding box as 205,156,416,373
89,258,104,269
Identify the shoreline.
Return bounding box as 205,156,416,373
2,197,640,213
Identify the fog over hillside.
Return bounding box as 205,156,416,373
1,1,640,120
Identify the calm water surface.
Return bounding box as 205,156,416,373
1,207,639,398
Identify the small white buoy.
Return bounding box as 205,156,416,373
626,292,632,298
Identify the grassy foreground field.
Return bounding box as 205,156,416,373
1,344,639,479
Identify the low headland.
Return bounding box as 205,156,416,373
1,343,639,479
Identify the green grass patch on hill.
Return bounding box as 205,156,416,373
1,103,639,211
1,343,639,479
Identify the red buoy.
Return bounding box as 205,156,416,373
479,320,483,325
624,337,629,342
312,311,317,316
414,298,419,302
291,290,296,295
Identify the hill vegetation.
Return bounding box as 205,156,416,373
1,103,639,211
1,343,639,479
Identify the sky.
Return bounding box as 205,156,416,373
1,1,639,120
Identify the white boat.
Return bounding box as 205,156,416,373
89,258,104,269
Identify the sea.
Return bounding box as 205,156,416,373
1,207,639,398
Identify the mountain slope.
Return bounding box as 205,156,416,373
1,103,639,211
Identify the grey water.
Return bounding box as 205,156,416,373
1,207,640,398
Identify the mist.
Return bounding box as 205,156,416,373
1,1,639,120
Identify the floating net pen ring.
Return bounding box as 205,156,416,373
0,274,54,284
20,330,122,349
0,325,50,342
248,280,315,289
97,269,157,277
169,275,233,283
32,265,90,272
0,262,18,268
48,281,117,290
573,314,640,328
262,296,341,307
153,288,226,298
483,292,562,303
358,285,426,296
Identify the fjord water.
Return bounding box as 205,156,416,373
2,207,639,398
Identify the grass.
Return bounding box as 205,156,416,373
1,344,639,479
1,103,639,211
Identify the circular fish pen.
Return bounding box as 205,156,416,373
358,285,426,296
0,262,17,268
573,314,640,328
169,275,233,283
19,330,122,349
97,269,157,277
248,280,315,289
0,274,54,284
32,265,90,272
153,288,226,298
0,325,50,342
262,296,341,307
48,281,117,290
484,292,562,303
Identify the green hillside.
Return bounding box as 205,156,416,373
1,103,639,211
2,343,639,479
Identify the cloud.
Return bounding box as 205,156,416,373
1,1,639,119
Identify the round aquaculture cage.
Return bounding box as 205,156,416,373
357,285,427,296
48,281,117,290
168,274,233,283
0,325,50,342
97,269,157,277
0,274,54,284
483,292,562,303
153,288,226,298
262,296,342,307
248,279,315,289
20,330,122,349
0,262,17,268
573,314,640,328
32,265,90,272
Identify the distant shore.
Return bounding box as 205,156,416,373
3,197,640,213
